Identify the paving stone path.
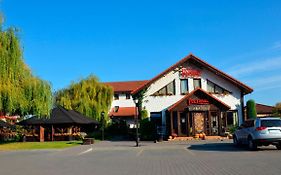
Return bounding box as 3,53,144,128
0,140,281,175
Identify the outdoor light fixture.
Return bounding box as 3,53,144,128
134,99,139,147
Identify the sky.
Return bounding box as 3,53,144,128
1,0,281,106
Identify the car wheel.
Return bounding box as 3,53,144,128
233,135,241,147
276,143,281,150
248,137,257,151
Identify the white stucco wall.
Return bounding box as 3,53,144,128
111,93,135,108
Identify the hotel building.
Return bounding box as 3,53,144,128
105,54,253,137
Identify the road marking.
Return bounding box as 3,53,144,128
136,148,144,157
78,148,93,156
184,146,196,156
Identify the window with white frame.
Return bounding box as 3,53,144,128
180,79,188,94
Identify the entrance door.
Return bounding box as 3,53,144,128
180,112,187,136
193,112,205,134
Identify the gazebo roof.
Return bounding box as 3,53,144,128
47,106,99,125
19,106,99,126
18,117,46,126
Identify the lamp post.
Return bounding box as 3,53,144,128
101,111,105,141
134,99,139,147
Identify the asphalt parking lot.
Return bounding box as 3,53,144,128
1,139,281,175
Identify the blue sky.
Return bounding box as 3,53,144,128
1,1,281,106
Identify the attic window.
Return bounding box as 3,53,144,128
152,80,175,96
207,80,231,95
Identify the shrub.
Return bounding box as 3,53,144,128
247,99,257,119
140,118,156,140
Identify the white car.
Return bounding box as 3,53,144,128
233,118,281,150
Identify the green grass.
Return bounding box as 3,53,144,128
0,141,82,150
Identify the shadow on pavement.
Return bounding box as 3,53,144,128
188,142,279,152
188,142,249,152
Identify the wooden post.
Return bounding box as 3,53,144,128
51,125,54,141
170,111,174,136
218,111,222,136
187,112,190,137
39,126,44,142
177,111,181,136
208,110,211,136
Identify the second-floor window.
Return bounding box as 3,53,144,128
126,93,130,99
180,79,188,94
207,80,231,94
193,78,201,89
114,94,119,100
152,80,175,96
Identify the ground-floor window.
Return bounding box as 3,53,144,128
226,110,238,126
150,112,162,126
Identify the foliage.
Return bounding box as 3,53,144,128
0,16,52,117
55,75,113,122
106,119,128,135
228,124,239,134
141,109,149,119
132,88,148,119
140,118,156,140
246,99,257,119
273,102,281,117
0,141,81,150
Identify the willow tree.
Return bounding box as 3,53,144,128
55,75,113,122
0,16,52,117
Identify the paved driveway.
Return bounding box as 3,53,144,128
0,140,281,175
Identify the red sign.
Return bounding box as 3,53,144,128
180,67,201,78
188,99,209,105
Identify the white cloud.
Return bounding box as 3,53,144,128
227,56,281,77
246,75,281,89
272,41,281,50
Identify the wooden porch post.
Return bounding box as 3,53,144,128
177,111,181,136
218,111,222,136
208,110,211,136
187,112,190,137
39,126,44,142
51,125,54,141
170,111,174,136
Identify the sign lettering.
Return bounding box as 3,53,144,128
188,99,209,105
180,67,201,78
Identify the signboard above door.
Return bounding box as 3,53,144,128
188,105,210,111
188,99,209,105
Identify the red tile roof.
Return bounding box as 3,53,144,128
109,107,137,117
256,103,274,114
104,80,149,93
132,53,253,95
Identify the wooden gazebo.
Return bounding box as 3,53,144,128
19,106,99,142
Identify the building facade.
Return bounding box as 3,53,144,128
105,54,253,137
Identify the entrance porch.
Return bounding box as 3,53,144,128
167,88,231,137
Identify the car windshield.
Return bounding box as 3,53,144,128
261,120,281,127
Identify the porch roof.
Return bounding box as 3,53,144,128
168,88,231,112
